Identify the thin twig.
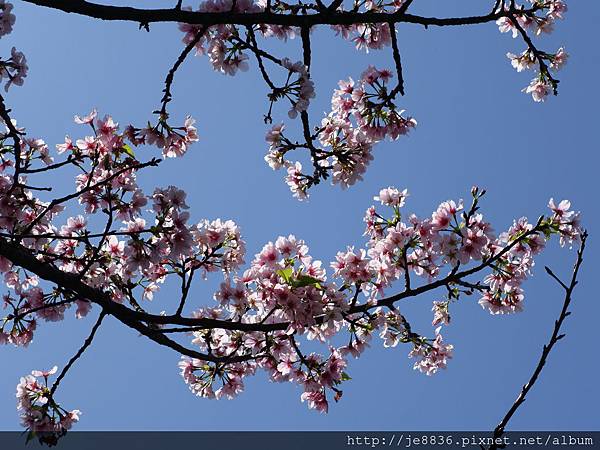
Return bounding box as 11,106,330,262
388,21,405,97
161,26,208,116
489,231,587,449
50,310,107,396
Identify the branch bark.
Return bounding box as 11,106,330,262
22,0,531,27
488,231,588,449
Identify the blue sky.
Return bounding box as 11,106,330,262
1,0,599,431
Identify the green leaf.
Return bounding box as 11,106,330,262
292,274,322,289
122,144,136,159
276,267,293,283
341,372,352,381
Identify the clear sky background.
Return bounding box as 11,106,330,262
1,0,599,432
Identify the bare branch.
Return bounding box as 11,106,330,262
21,0,537,28
160,26,209,116
0,93,24,192
50,310,107,396
489,231,588,449
388,22,405,97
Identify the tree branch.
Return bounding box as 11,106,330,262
21,0,534,28
0,93,24,193
0,218,550,337
160,26,208,116
489,231,588,449
50,310,107,396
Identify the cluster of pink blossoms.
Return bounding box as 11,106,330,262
16,366,81,445
319,67,416,188
1,119,583,417
174,0,570,202
179,0,258,75
479,198,580,314
179,235,349,408
408,327,454,376
331,0,406,51
179,5,314,126
265,67,416,199
2,119,582,415
0,0,15,38
497,0,568,101
0,0,581,432
58,109,198,160
0,110,204,345
280,58,315,119
179,0,295,76
177,186,581,411
0,2,27,92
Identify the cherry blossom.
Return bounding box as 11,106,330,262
0,46,27,91
0,0,586,443
16,367,81,445
0,1,15,38
523,77,552,102
497,1,568,101
409,327,454,376
169,186,582,415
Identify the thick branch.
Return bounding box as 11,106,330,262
0,220,547,337
22,0,530,28
0,236,286,332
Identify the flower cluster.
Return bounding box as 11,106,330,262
333,22,392,53
497,0,568,101
172,0,569,202
0,46,27,92
179,0,265,76
478,198,580,314
127,114,199,159
264,67,415,199
0,111,207,346
319,66,415,189
175,186,582,410
0,1,15,39
408,327,454,376
0,2,27,91
0,130,583,419
16,367,81,446
331,0,407,51
280,58,315,119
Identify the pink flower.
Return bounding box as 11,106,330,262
550,47,568,70
31,366,58,378
547,0,567,20
0,1,16,38
432,301,450,326
523,78,551,102
374,187,408,207
548,198,572,218
1,47,28,91
285,161,309,200
301,390,328,413
506,50,536,72
497,17,517,38
74,109,98,125
409,327,453,376
75,300,92,319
